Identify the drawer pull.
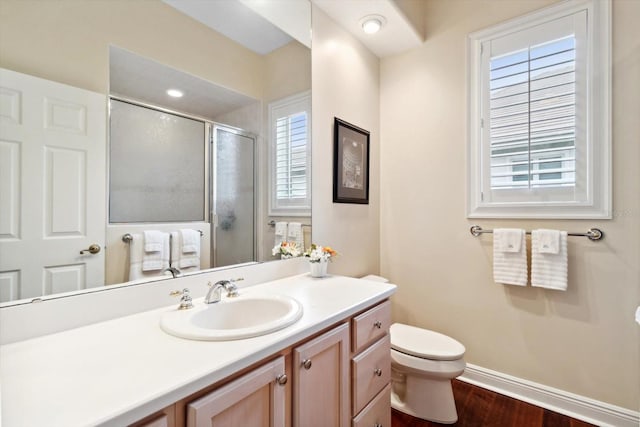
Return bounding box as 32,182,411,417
374,424,383,427
302,359,312,370
374,320,382,329
374,368,383,377
276,374,288,385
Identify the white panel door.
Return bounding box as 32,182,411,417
0,68,106,302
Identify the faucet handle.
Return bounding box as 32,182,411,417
226,278,243,297
170,288,193,310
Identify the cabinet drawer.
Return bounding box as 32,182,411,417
352,335,391,415
352,384,391,427
352,300,391,353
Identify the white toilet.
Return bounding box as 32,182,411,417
390,323,466,424
359,275,466,424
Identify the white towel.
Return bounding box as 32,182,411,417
531,229,568,290
143,230,164,253
141,231,170,271
493,228,527,286
534,229,560,254
287,222,304,249
180,229,200,254
274,221,288,247
129,233,170,281
170,231,201,271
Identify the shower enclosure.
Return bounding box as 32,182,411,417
109,99,256,270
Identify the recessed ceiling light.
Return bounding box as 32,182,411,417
360,15,386,34
166,89,184,98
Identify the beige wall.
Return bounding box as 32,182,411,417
311,6,381,277
0,0,264,98
380,0,639,410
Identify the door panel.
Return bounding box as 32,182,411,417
293,323,350,427
0,68,106,302
212,125,255,268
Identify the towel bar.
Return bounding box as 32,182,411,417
267,220,311,227
122,230,204,243
469,225,603,241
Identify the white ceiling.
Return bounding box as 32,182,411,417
162,0,293,55
312,0,424,58
109,47,257,120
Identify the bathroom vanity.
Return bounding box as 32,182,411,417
0,274,395,426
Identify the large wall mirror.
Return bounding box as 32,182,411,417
0,0,311,305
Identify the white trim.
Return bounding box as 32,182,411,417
466,0,611,219
459,364,639,427
268,91,312,217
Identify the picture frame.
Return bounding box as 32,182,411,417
333,117,370,204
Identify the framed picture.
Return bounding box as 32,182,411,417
333,117,370,204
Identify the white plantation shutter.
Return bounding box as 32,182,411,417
467,0,611,218
275,113,308,200
269,92,311,215
489,36,577,189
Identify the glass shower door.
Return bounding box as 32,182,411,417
211,125,256,267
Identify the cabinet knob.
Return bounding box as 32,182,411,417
374,320,382,329
276,374,288,385
374,368,383,377
302,359,312,370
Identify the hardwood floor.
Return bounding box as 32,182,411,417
391,380,596,427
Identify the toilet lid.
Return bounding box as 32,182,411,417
390,323,465,361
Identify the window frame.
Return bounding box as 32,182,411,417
467,0,611,219
268,91,312,217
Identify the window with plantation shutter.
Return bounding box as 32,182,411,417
269,91,311,216
467,0,611,219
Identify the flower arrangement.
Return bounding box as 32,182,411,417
272,241,302,258
304,244,337,263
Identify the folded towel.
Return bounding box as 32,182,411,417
287,222,304,249
181,229,200,254
141,231,170,271
170,231,201,271
274,221,288,247
531,229,568,290
494,228,523,253
493,228,527,286
534,229,560,254
143,230,164,253
129,233,170,280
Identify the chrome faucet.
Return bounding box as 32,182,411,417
204,278,242,304
163,267,182,278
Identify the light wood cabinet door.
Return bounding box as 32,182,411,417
187,356,287,427
293,323,350,427
130,405,176,427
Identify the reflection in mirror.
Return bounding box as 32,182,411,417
0,0,311,305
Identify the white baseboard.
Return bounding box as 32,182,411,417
458,364,639,427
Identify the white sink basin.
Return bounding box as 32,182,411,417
160,294,303,341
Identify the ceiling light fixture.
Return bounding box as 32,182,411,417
166,89,184,98
360,15,386,34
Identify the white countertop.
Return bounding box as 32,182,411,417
0,274,396,427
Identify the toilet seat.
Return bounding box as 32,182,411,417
391,323,465,361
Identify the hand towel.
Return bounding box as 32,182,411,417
143,230,164,253
531,229,568,290
287,222,304,249
170,231,201,271
129,233,170,280
535,229,560,254
180,229,200,254
274,221,288,247
141,231,170,271
493,228,527,286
